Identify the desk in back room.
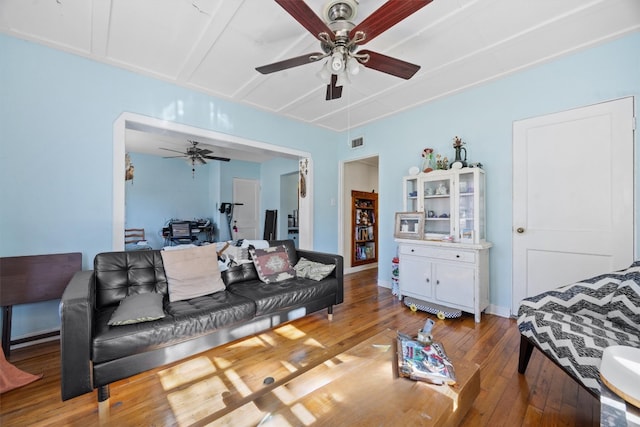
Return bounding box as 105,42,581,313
162,221,214,245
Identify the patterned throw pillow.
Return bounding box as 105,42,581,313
606,279,640,331
294,257,335,281
248,245,296,283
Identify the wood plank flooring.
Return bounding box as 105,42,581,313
0,268,599,426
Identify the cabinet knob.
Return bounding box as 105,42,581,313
426,278,430,283
516,227,525,234
456,254,460,258
436,280,440,285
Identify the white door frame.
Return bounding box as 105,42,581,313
339,154,380,274
113,112,313,250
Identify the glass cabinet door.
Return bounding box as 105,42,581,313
422,176,453,240
458,171,475,242
403,176,419,212
457,168,485,243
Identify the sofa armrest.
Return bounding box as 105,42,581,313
60,270,95,401
517,277,622,320
296,249,344,304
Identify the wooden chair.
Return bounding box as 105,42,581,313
124,228,146,245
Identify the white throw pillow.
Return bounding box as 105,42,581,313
161,244,226,302
294,257,335,281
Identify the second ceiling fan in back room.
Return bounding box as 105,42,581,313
256,0,433,100
161,140,230,178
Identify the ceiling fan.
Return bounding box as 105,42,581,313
161,140,230,176
256,0,433,100
160,140,231,163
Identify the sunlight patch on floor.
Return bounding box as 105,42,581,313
211,402,269,426
258,332,277,346
157,356,216,390
167,376,227,426
229,335,267,349
225,368,252,397
272,384,296,405
213,356,232,369
303,337,324,348
290,403,317,426
275,324,306,340
280,360,297,373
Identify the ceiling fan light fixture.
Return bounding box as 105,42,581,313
346,56,360,75
330,51,344,72
316,61,332,80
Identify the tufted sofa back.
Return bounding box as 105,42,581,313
94,250,168,309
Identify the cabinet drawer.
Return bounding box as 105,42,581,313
399,244,475,263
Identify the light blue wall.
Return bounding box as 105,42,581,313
0,34,339,339
1,31,638,339
261,157,299,239
125,153,214,249
125,154,297,246
341,33,640,314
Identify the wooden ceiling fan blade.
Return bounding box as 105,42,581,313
256,52,324,74
275,0,335,41
197,148,213,155
358,50,420,80
350,0,433,45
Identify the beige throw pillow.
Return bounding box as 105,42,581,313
161,244,225,302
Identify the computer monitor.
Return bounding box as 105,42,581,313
170,222,192,239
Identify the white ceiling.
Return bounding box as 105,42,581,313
2,0,639,158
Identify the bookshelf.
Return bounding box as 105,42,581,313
351,190,378,266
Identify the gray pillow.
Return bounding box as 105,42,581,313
108,293,165,326
294,257,335,281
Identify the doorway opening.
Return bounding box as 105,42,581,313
112,112,314,250
341,155,379,274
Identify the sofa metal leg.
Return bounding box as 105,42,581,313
98,385,110,402
328,305,333,321
518,335,535,374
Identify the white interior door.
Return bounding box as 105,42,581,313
233,178,260,240
512,97,635,315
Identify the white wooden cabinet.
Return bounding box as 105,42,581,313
396,239,491,322
403,168,486,243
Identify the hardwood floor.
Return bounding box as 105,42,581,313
0,269,599,426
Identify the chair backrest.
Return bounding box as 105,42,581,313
170,222,192,239
125,228,145,244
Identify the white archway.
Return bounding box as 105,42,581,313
112,112,313,250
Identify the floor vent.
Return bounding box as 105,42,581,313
350,136,364,149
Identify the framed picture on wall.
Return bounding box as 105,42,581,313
394,212,424,240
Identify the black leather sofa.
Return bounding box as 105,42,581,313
60,240,343,402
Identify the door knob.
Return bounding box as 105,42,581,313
516,227,525,234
